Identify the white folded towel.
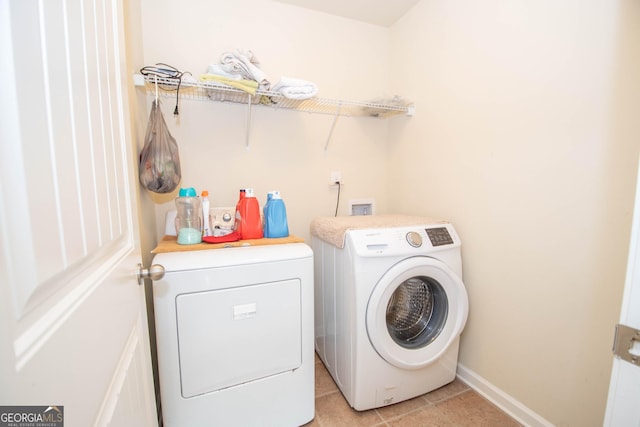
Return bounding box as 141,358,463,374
220,49,270,90
271,77,318,100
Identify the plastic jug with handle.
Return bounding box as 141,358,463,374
175,187,202,244
235,188,263,240
264,190,289,238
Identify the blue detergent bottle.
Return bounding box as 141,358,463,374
265,191,289,238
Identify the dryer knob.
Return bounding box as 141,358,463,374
406,231,422,248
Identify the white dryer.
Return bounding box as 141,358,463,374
152,243,314,426
311,216,469,411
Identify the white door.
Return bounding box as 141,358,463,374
0,1,157,426
604,156,640,426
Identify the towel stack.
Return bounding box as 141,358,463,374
201,49,270,95
199,49,319,101
219,50,270,91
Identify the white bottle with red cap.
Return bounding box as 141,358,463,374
201,190,212,237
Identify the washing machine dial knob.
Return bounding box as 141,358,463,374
406,231,422,248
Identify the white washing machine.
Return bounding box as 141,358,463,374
152,243,314,426
311,215,469,411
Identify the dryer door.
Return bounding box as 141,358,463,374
366,256,468,370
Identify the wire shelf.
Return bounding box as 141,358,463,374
136,74,414,118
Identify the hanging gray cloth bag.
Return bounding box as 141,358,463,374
139,99,181,193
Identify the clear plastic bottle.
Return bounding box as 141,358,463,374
175,187,202,245
264,190,289,238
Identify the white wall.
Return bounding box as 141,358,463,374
138,0,394,243
389,1,640,425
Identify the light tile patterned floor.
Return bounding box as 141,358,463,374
306,354,522,427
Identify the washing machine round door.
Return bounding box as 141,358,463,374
366,256,468,370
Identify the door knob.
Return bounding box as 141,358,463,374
137,263,165,285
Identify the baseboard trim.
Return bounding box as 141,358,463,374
456,364,554,427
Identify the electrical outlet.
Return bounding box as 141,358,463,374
330,171,342,185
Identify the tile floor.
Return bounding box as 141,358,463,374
306,354,522,427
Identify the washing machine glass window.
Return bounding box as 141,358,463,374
366,256,468,370
386,276,448,349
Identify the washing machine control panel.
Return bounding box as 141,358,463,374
406,231,422,248
347,224,459,256
425,227,454,246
